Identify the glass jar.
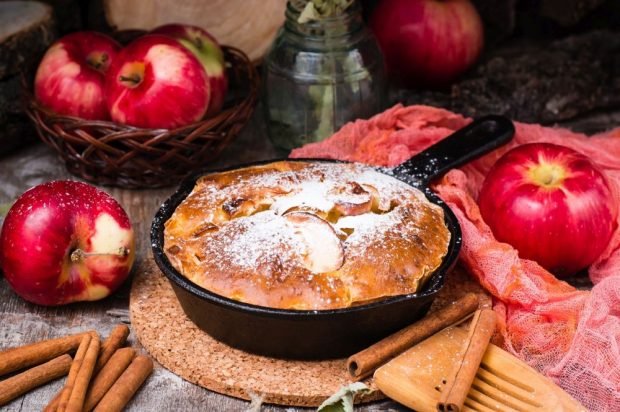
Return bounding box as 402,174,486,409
262,0,387,153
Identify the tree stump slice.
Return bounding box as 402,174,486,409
0,1,56,156
0,1,55,79
40,0,83,33
102,0,286,62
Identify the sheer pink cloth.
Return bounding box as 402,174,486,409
291,105,620,410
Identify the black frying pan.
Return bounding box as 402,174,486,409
151,115,514,359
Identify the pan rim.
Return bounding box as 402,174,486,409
150,158,462,318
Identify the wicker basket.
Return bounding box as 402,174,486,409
26,46,259,189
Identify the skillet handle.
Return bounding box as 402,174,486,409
392,115,515,186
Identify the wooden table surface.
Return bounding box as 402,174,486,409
0,112,405,411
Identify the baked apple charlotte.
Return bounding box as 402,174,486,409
163,161,451,310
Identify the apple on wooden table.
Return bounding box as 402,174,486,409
105,34,211,129
35,31,121,119
0,181,135,306
151,24,228,116
478,143,617,277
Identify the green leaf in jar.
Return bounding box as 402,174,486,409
308,83,335,141
298,1,320,24
342,52,371,95
298,0,355,23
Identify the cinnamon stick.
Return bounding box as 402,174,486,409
0,354,72,406
45,325,130,412
64,334,101,412
44,390,61,412
93,355,153,412
52,334,93,412
95,325,130,372
347,293,480,379
438,309,497,412
84,347,136,412
0,331,94,377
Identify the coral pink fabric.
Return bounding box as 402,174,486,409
291,104,620,411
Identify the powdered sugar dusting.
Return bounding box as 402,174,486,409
217,210,303,273
164,161,451,309
271,181,334,215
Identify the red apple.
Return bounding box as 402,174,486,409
35,31,121,120
478,143,617,276
369,0,483,87
151,24,228,116
105,34,210,129
0,181,135,305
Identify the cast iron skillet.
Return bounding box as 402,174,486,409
151,115,515,359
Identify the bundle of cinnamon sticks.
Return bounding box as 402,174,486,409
347,293,496,412
0,324,153,411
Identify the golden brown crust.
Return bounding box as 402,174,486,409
163,161,451,310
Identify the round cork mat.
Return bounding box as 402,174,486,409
129,259,488,407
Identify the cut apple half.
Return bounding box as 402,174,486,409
284,211,345,273
328,182,373,216
220,198,273,220
279,206,329,220
361,183,392,212
191,222,219,237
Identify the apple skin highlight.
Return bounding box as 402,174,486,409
478,143,617,276
105,34,210,129
34,31,121,120
152,24,228,116
0,181,135,305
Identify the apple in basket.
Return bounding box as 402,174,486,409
105,34,211,129
0,181,135,305
35,31,121,120
151,23,228,116
478,143,617,277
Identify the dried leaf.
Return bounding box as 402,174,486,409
244,391,264,412
298,0,355,23
298,1,320,24
317,382,372,412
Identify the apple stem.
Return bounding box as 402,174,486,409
89,53,108,70
119,74,142,85
70,247,130,263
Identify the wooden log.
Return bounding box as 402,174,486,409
0,75,38,156
0,1,56,156
39,0,83,33
0,1,56,79
100,0,287,62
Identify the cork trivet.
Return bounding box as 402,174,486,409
129,260,488,407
